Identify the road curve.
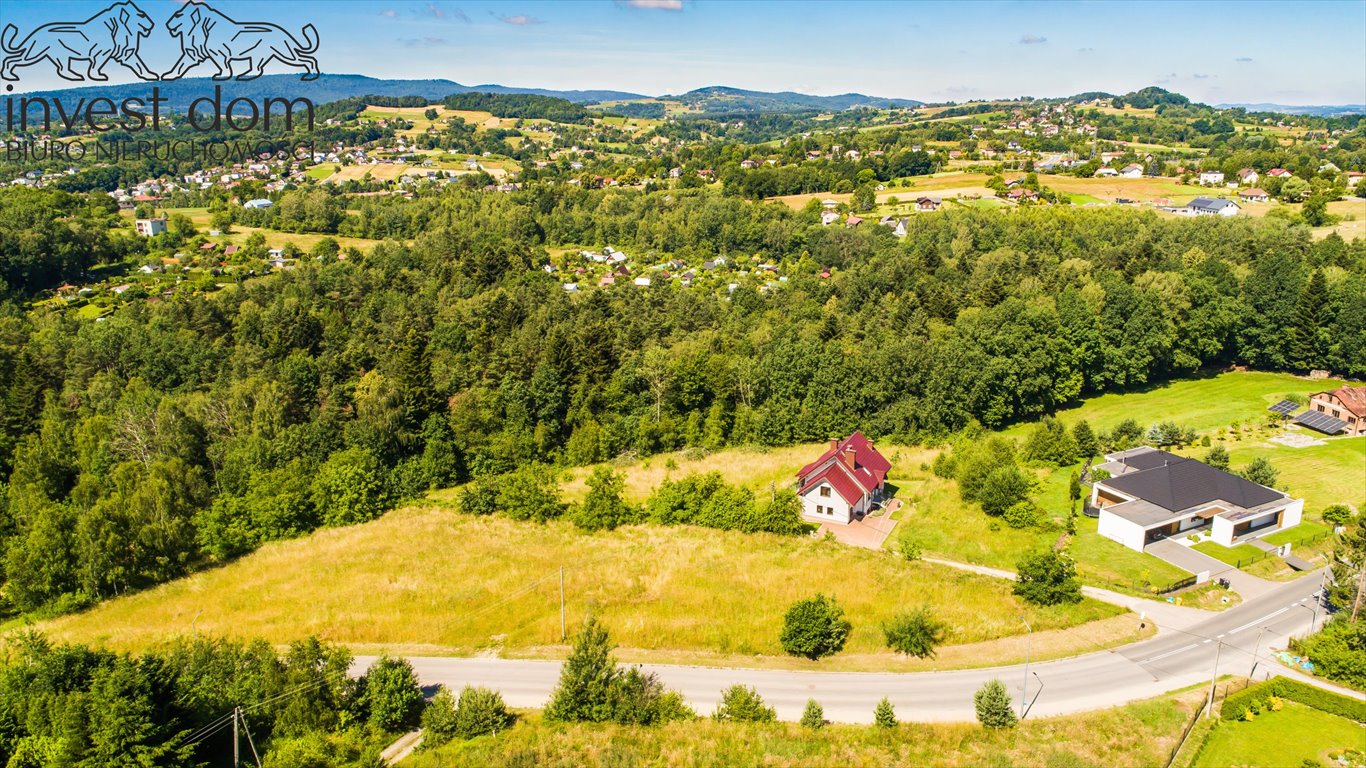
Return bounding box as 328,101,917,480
355,570,1355,723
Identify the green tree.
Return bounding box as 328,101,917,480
882,608,948,658
713,685,775,723
1301,195,1331,227
800,698,824,730
453,686,513,739
499,463,564,522
545,616,619,723
420,686,460,747
362,655,424,732
978,465,1031,517
575,466,632,531
1322,504,1354,526
780,594,851,660
1289,270,1329,369
974,679,1018,729
1014,550,1082,606
851,184,876,213
1203,444,1230,470
873,697,897,728
1326,517,1365,615
1072,420,1099,459
1240,456,1279,488
311,448,391,527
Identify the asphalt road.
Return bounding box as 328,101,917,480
355,569,1352,723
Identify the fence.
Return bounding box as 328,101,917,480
1154,575,1198,594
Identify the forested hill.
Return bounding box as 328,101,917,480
662,86,924,113
1,182,1362,621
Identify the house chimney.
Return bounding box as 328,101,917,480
830,438,839,451
841,447,856,470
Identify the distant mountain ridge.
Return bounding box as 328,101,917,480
12,75,925,115
11,74,647,110
1215,103,1365,117
662,85,923,113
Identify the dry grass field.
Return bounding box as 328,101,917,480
408,689,1201,768
35,506,1132,670
119,207,390,252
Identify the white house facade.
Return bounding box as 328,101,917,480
795,432,890,525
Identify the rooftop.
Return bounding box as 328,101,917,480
1098,447,1285,515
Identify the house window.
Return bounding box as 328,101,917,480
816,505,825,515
819,486,831,498
1318,404,1326,412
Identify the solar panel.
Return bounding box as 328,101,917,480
1293,410,1348,434
1267,399,1299,415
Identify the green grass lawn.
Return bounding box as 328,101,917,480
1068,193,1107,205
1072,515,1191,592
1225,438,1365,514
1192,541,1270,568
1194,701,1365,768
1261,520,1332,547
998,371,1355,441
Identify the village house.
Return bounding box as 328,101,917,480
1198,170,1225,186
915,197,941,212
1301,385,1366,436
1347,172,1364,187
1118,164,1143,178
1185,197,1240,217
820,210,841,226
1094,167,1119,178
1267,168,1293,178
134,218,168,237
795,432,891,525
1237,168,1260,185
1093,447,1303,552
1238,188,1270,203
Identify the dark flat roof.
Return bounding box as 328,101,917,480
1102,456,1285,513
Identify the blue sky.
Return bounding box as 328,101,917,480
4,0,1364,104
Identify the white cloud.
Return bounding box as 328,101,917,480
380,9,398,18
623,0,684,9
1019,34,1047,45
497,13,541,25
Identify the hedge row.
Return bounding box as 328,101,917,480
1221,676,1366,722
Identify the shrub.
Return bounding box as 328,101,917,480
713,685,775,723
1221,675,1366,722
575,466,633,531
1003,501,1040,529
978,465,1032,517
974,679,1017,729
780,594,851,660
453,686,513,739
1203,445,1230,471
362,656,424,732
312,448,391,527
800,699,824,730
1021,418,1078,466
499,463,565,523
1014,550,1082,606
544,616,693,725
1239,456,1279,488
873,697,896,728
882,608,947,658
420,686,459,747
1322,504,1354,526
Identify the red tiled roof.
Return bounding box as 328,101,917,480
1319,386,1366,418
796,431,890,505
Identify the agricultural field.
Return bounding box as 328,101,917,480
120,207,391,252
360,104,450,136
409,690,1199,768
36,504,1136,671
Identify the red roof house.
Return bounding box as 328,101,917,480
796,432,891,525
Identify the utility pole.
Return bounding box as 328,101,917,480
1020,618,1032,719
1205,641,1223,718
560,566,566,642
232,705,240,767
1352,561,1365,622
1249,626,1267,678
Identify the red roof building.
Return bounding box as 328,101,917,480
796,432,890,525
1308,386,1366,436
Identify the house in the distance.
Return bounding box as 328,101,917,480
134,218,167,237
796,432,891,525
1237,168,1260,185
1198,170,1225,186
1119,163,1143,178
1302,385,1366,436
1092,447,1302,551
1238,188,1270,203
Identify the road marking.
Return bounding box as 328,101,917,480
1138,643,1199,663
1216,634,1225,638
1203,639,1212,644
1229,607,1289,635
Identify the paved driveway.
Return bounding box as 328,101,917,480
816,510,897,550
1145,539,1278,600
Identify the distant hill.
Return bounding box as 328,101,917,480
662,86,923,114
12,73,647,111
1216,103,1366,117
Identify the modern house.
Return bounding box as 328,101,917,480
1185,197,1240,217
796,432,891,525
1198,170,1225,186
1092,447,1302,552
134,218,168,237
1303,385,1366,436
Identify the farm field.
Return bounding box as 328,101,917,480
35,505,1136,672
408,691,1198,768
120,207,391,252
1191,701,1364,768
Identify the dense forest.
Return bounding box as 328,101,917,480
0,182,1363,619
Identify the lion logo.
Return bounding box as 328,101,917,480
1,1,158,82
163,0,320,82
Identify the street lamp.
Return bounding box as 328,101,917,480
1249,626,1268,679
1020,617,1032,719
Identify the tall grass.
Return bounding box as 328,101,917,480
407,693,1199,768
39,507,1127,668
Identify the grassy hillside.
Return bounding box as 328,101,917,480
406,691,1199,768
35,506,1132,671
